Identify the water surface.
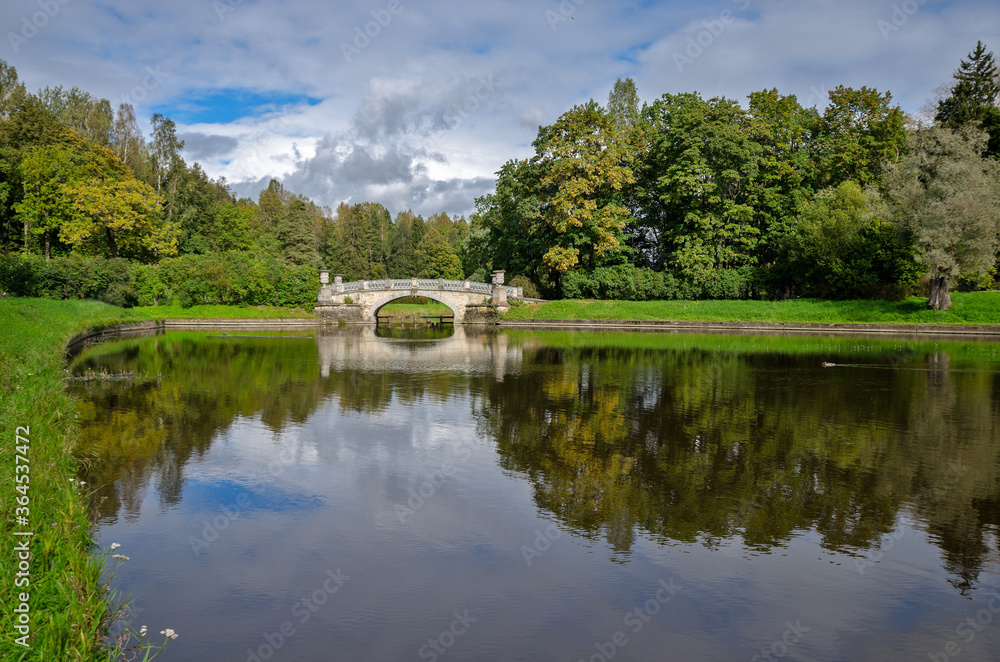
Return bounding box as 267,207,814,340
69,328,1000,661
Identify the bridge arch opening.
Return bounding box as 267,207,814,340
373,294,458,327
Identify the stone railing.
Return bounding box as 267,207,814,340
325,276,522,299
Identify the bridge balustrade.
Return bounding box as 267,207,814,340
330,278,521,299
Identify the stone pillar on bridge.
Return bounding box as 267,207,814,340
317,270,333,303
490,270,508,308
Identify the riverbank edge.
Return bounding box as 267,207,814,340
497,318,1000,337
67,317,1000,348
66,318,328,348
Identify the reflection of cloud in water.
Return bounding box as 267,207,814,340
180,479,325,515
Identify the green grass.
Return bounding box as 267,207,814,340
377,301,452,317
0,299,147,660
503,293,1000,326
130,303,317,319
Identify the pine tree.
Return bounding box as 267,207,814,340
936,41,1000,158
387,210,417,277
277,199,319,267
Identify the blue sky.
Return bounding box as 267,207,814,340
3,0,998,216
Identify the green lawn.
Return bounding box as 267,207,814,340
0,299,149,660
377,301,453,317
130,303,317,319
503,293,1000,325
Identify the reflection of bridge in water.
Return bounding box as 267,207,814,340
315,271,523,324
315,326,523,381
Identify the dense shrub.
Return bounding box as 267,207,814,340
698,267,756,300
160,252,315,307
131,263,169,306
768,183,922,300
558,264,737,301
508,274,540,299
955,268,998,292
0,252,318,308
0,254,134,302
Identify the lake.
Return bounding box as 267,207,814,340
69,326,1000,661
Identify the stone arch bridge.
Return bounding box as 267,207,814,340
315,271,522,324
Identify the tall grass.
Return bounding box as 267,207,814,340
0,299,153,659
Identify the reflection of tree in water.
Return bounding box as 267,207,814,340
477,343,1000,589
907,352,1000,593
71,332,476,522
71,331,1000,592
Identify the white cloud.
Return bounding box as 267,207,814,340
2,0,997,217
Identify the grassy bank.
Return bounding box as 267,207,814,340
503,293,1000,325
377,301,452,317
130,303,317,319
0,299,146,660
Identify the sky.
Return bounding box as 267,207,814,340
3,0,999,218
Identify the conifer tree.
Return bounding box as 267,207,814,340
277,199,320,267
936,41,1000,158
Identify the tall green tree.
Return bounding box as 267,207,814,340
148,113,185,195
815,86,907,189
14,140,79,259
327,202,389,280
888,126,1000,310
0,92,65,251
640,93,760,282
38,86,113,146
936,41,1000,159
0,59,24,120
607,77,640,131
533,101,634,276
278,199,320,267
111,103,147,180
475,157,554,291
415,226,463,279
745,89,819,259
776,181,919,298
387,210,419,277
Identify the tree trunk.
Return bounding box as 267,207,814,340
927,276,952,311
44,231,50,261
106,227,118,259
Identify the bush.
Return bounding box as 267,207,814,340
0,254,136,304
699,267,756,300
508,275,540,299
131,263,169,306
0,251,319,308
560,271,598,299
955,268,998,292
0,254,41,297
560,264,720,301
159,252,316,307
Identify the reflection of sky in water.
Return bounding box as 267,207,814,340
82,331,1000,662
